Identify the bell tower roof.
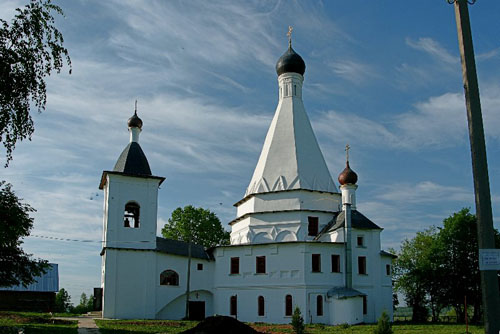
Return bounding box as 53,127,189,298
99,106,164,189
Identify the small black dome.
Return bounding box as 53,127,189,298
338,161,358,185
128,112,143,129
276,44,306,76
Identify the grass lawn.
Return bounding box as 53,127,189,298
96,319,198,333
0,311,78,334
96,318,484,334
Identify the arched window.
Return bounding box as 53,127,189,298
124,202,140,228
285,294,292,316
258,296,265,316
230,295,237,316
160,270,179,286
316,295,323,316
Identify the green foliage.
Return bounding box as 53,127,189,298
161,205,230,248
0,0,71,165
0,181,48,287
291,306,305,334
54,288,71,313
70,292,93,314
393,227,437,322
373,311,393,334
394,208,500,323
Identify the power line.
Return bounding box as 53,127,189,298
28,234,154,244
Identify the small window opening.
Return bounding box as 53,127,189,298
256,256,266,274
358,256,367,275
386,264,391,276
258,296,265,316
230,257,239,274
294,85,297,95
331,254,341,273
160,270,179,286
124,202,140,228
308,216,319,236
357,236,364,247
197,263,203,271
363,295,367,314
285,295,293,316
316,295,323,316
230,295,237,316
312,254,321,272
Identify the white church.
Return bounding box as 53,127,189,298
99,39,395,325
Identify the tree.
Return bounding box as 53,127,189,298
0,181,48,287
0,0,71,165
437,208,500,323
161,205,230,248
291,306,305,334
393,228,440,322
394,208,500,324
72,292,94,314
373,311,393,334
54,288,71,313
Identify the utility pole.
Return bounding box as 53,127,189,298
451,1,500,333
185,230,192,320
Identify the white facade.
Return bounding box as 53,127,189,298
100,43,394,325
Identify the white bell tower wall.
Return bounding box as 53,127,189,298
102,173,162,250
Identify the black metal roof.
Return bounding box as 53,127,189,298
380,250,397,259
156,237,211,260
316,210,382,239
327,287,366,299
113,142,152,176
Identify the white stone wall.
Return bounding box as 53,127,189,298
211,242,346,324
102,174,161,250
231,209,338,245
102,249,157,319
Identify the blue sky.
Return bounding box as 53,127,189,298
2,0,500,302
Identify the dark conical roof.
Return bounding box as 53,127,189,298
275,43,306,76
113,142,151,176
338,161,358,185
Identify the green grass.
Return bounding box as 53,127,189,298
96,319,199,333
95,318,484,334
0,311,78,334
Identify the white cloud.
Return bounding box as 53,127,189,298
406,37,459,65
327,59,377,85
377,181,473,204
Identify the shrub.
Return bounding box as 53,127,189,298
291,306,305,334
373,311,393,334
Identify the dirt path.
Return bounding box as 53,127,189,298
55,315,100,334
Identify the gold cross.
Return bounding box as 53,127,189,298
345,144,350,162
135,100,138,115
287,26,293,46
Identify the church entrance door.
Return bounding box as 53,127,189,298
188,301,205,320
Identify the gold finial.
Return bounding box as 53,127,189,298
134,100,138,115
287,26,293,47
345,144,350,163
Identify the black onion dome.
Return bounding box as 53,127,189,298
338,161,358,185
128,112,143,129
276,44,306,76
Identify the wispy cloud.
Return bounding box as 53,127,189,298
327,59,377,85
377,181,473,204
406,37,459,65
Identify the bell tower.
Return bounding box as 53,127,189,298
99,107,165,250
